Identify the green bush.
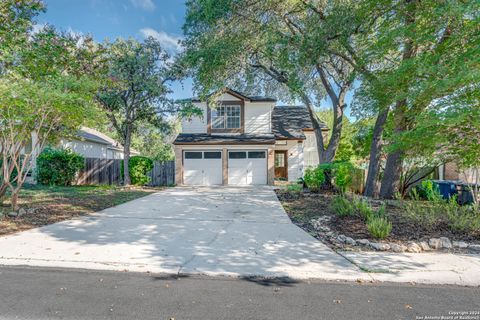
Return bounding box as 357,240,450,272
403,200,442,230
286,183,303,193
353,197,374,220
413,180,443,202
333,162,354,193
303,166,325,192
36,147,85,186
123,156,154,185
330,195,355,217
318,162,355,193
367,216,392,239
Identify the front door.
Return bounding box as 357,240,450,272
274,151,287,180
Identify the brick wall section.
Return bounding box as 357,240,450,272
267,147,275,185
174,145,183,185
444,162,460,180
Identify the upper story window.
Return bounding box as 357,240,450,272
211,105,241,129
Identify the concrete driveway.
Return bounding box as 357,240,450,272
0,187,364,280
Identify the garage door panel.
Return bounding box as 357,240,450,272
228,150,267,185
183,151,222,186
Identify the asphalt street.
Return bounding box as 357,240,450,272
0,266,478,320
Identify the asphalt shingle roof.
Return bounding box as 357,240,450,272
272,106,328,140
173,134,276,145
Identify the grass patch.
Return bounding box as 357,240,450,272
0,184,161,236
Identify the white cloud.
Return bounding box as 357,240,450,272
130,0,155,11
31,23,47,34
139,28,183,52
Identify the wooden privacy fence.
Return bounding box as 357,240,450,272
76,158,122,185
148,161,175,186
75,158,175,186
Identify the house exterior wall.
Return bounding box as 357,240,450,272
275,140,304,182
303,131,320,168
244,102,272,134
181,102,208,134
180,99,274,135
61,139,108,159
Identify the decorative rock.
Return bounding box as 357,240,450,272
17,208,26,217
468,244,480,251
429,238,442,249
317,225,331,232
407,242,422,253
344,237,356,246
370,242,390,251
7,211,18,217
440,237,452,249
325,231,336,238
452,241,469,249
390,243,407,253
357,239,370,246
337,235,347,243
419,241,431,251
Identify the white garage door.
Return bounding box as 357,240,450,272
183,151,223,185
228,150,267,185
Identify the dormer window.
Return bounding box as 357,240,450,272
212,105,241,129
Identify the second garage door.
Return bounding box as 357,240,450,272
228,150,267,185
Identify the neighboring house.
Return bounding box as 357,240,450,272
439,162,479,185
173,88,328,186
61,127,133,160
23,127,139,181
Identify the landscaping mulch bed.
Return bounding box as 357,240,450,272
275,189,480,253
0,185,160,236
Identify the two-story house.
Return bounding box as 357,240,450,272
173,88,328,186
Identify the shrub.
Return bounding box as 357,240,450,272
353,197,374,220
333,162,354,193
303,166,325,192
444,200,480,235
286,183,303,193
36,147,85,186
413,180,443,202
330,195,355,217
403,200,443,230
124,156,154,186
367,216,392,239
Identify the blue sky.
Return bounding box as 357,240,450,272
38,0,353,117
38,0,192,100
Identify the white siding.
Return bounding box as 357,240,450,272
275,140,304,182
244,102,273,134
304,131,319,167
107,148,124,160
219,93,241,100
181,102,207,133
61,139,108,159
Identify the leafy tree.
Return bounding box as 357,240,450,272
342,0,480,198
97,38,187,185
182,0,357,163
0,26,100,209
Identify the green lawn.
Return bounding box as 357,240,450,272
0,184,161,236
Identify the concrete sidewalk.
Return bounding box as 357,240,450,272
341,251,480,286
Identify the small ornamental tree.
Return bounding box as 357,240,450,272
0,26,101,210
36,148,85,186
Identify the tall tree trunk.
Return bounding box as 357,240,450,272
364,107,389,197
379,149,404,199
11,191,19,211
316,65,348,163
123,126,132,186
379,102,407,199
